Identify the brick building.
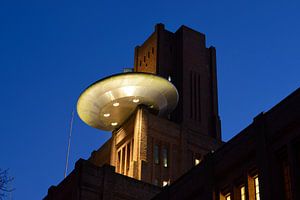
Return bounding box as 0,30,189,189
84,23,223,186
44,24,300,200
153,87,300,200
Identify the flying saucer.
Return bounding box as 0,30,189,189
77,72,179,131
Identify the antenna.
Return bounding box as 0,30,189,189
64,109,75,178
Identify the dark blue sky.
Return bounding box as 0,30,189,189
1,0,299,199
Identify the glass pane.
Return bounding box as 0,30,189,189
154,144,159,164
162,147,168,167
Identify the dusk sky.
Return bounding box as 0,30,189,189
1,0,300,199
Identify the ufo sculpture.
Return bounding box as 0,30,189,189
77,72,179,131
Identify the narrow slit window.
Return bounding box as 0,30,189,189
162,147,168,168
190,71,193,118
240,186,246,200
126,143,131,172
154,144,159,164
121,147,125,174
225,194,231,200
195,158,201,165
254,176,260,200
282,161,292,200
162,180,169,187
117,151,121,173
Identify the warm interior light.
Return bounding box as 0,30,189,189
113,102,119,107
111,122,118,126
163,181,169,187
103,113,110,117
195,158,200,165
132,98,140,103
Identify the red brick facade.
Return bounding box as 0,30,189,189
87,24,223,186
152,88,300,200
44,24,300,200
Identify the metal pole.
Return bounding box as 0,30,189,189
64,109,74,178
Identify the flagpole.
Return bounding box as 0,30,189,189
64,109,74,178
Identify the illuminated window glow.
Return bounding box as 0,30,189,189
162,147,168,167
240,186,246,200
162,181,169,187
254,176,260,200
225,194,231,200
195,158,201,165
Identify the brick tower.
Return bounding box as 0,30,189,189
88,24,222,187
134,23,221,140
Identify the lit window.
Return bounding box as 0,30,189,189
162,147,168,167
162,180,169,187
195,158,201,165
154,144,159,164
225,194,231,200
254,176,260,200
168,75,171,82
240,186,246,200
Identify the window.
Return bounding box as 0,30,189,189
153,179,158,186
195,158,201,165
282,161,292,200
240,186,246,200
121,147,125,174
225,194,231,200
168,75,171,82
254,176,260,200
148,51,150,58
144,56,146,62
162,147,168,167
117,151,121,173
162,180,169,187
154,144,159,164
152,47,154,54
126,143,131,173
